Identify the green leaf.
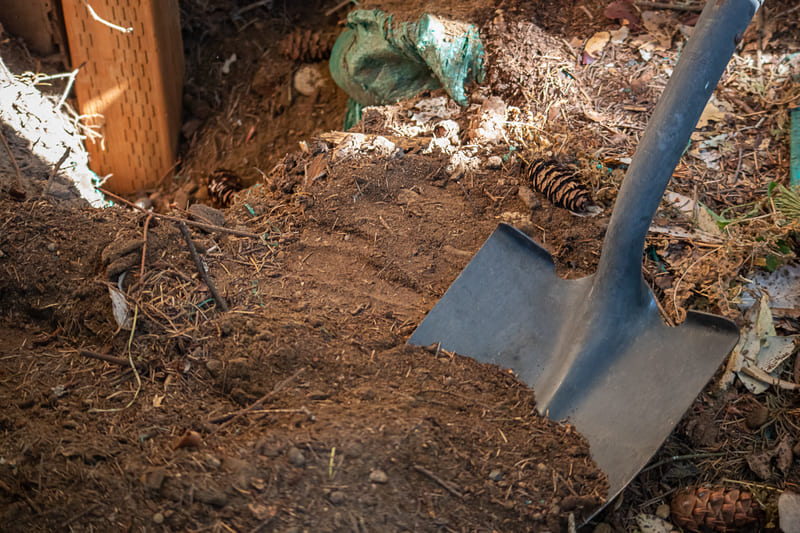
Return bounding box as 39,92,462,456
777,239,792,255
767,181,779,196
765,254,781,272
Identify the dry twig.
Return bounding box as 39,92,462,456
211,367,307,431
140,213,154,280
43,147,71,197
178,221,229,312
97,187,264,239
635,1,703,12
412,464,464,498
79,349,147,371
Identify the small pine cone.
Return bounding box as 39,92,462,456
207,168,242,207
278,29,337,62
525,159,591,213
671,486,760,532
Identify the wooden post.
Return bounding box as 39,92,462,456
61,0,184,194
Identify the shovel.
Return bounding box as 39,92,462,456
410,0,761,505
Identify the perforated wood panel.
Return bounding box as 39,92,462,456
62,0,183,194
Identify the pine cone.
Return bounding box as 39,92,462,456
278,29,337,62
671,486,760,532
207,168,242,207
525,159,591,213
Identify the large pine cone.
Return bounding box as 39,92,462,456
671,486,760,532
524,159,591,213
278,29,337,62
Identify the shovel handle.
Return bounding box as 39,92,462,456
595,0,761,296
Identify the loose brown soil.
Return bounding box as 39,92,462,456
0,143,607,531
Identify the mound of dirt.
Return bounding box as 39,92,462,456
0,137,608,531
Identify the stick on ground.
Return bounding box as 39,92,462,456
178,221,229,312
211,367,306,430
79,349,148,371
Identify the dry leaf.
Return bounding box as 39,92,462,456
585,31,611,58
696,100,726,129
583,107,604,123
610,26,629,44
639,11,676,52
604,0,641,31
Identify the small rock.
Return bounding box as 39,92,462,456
294,64,327,96
206,455,221,469
329,491,345,504
143,468,167,491
173,189,191,210
779,491,800,533
153,512,164,525
485,155,503,170
205,359,223,378
226,358,251,379
592,523,613,533
655,503,670,519
135,196,152,210
258,441,281,458
369,469,388,484
746,403,769,429
488,469,503,481
195,487,229,507
172,430,202,450
46,242,57,252
288,446,306,467
344,441,364,459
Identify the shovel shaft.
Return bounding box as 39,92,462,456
595,0,761,294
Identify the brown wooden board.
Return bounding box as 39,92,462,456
61,0,183,194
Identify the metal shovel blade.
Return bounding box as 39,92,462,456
409,224,738,496
409,0,760,505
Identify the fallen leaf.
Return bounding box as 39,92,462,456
663,191,723,237
638,11,676,52
585,31,611,58
776,437,794,474
582,107,604,123
720,292,798,393
609,25,629,44
604,0,641,31
741,263,800,311
696,100,726,129
747,436,794,480
747,448,773,479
